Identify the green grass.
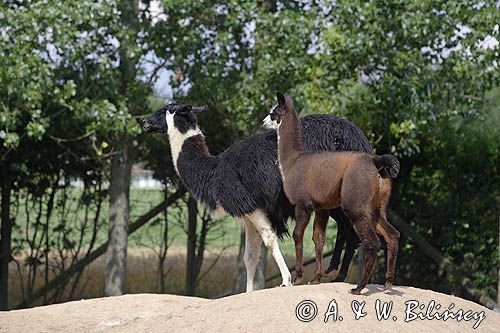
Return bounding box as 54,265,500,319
127,189,340,256
12,188,339,258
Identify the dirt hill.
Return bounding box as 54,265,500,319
1,283,499,332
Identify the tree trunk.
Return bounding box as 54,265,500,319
254,244,268,290
185,196,197,296
104,0,138,297
497,260,500,307
43,184,57,304
0,164,12,310
158,197,169,293
194,213,209,286
233,227,246,293
104,137,132,296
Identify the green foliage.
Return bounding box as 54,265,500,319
390,106,499,296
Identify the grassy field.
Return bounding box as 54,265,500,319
12,188,339,256
8,188,350,309
126,189,341,256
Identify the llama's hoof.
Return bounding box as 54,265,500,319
349,287,362,295
308,272,323,285
383,282,393,291
293,274,303,285
279,280,292,288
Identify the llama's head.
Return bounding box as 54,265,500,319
141,103,206,134
142,103,207,174
262,92,292,129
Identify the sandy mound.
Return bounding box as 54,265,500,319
1,283,498,332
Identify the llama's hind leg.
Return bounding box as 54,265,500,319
242,217,263,292
293,205,312,284
247,210,292,287
348,216,380,295
311,210,329,284
376,175,399,290
375,218,400,291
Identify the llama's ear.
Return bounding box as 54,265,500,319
178,105,192,113
191,105,207,114
284,94,294,108
276,92,286,106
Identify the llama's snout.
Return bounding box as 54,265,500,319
141,119,151,132
262,115,279,129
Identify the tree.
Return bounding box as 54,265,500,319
498,256,500,306
0,164,11,310
185,196,198,295
0,0,154,303
0,0,85,309
104,0,140,297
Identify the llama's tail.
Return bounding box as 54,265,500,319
372,154,400,179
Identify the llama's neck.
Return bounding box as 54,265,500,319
277,108,304,171
176,135,219,206
167,130,219,208
166,120,203,175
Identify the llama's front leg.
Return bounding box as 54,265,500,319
311,210,328,284
333,221,360,282
334,242,356,282
293,205,312,284
375,218,400,291
247,210,292,287
242,217,263,292
349,216,380,295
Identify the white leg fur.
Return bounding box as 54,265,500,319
242,217,262,292
247,210,292,287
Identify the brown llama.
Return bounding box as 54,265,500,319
269,92,401,295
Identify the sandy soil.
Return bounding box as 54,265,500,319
1,283,499,332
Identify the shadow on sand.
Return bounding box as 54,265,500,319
361,284,405,297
